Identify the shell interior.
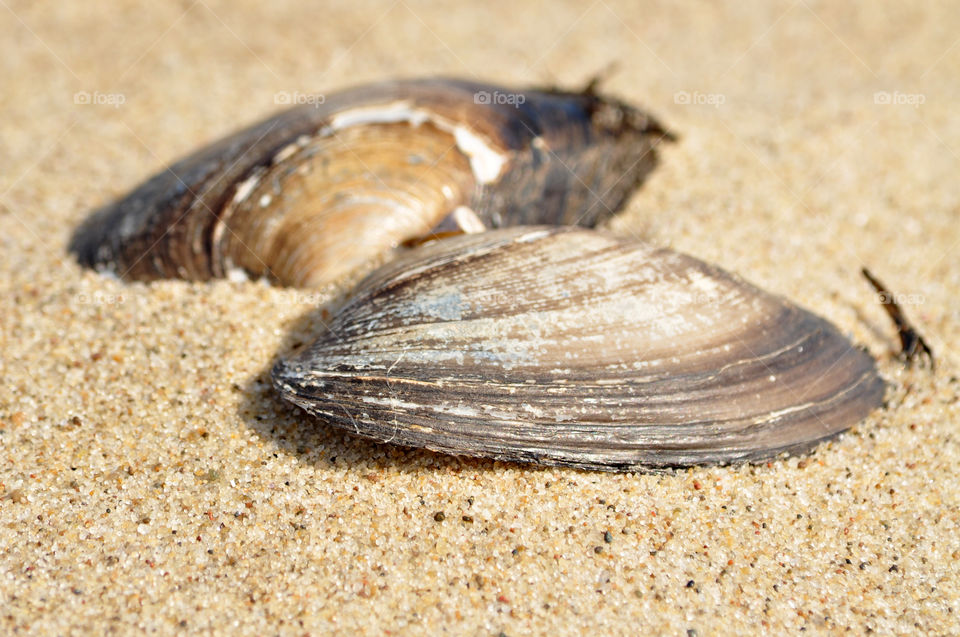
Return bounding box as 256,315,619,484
213,121,477,287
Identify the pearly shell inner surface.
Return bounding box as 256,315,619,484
213,122,478,288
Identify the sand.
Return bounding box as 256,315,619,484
2,0,958,634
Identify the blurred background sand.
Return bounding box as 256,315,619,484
1,1,958,633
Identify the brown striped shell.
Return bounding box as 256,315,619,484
272,227,884,470
70,78,671,288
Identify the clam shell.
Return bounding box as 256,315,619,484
272,226,885,470
70,78,671,287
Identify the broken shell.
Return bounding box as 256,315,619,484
272,226,885,470
70,78,671,288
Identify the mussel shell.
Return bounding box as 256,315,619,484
70,78,671,287
273,226,885,470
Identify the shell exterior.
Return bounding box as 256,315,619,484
70,78,671,287
272,226,885,470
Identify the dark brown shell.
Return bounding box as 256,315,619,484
70,78,672,287
272,226,885,470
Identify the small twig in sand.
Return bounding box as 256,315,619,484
861,267,934,368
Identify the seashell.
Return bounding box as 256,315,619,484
272,226,885,470
70,78,672,288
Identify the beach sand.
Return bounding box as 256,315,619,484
1,1,958,633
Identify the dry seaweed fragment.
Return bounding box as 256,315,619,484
861,267,934,368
